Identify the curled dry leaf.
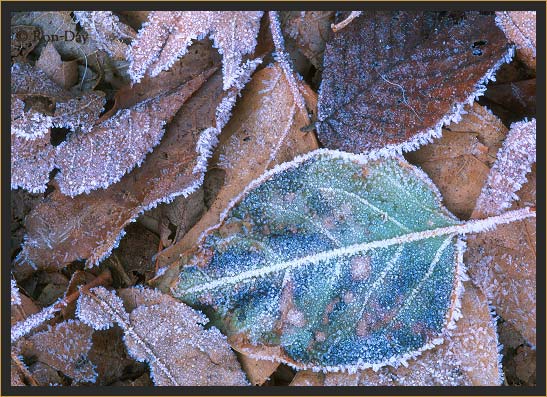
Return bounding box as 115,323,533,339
496,11,536,70
129,11,263,90
17,49,259,276
15,320,97,384
36,42,79,89
76,286,248,386
154,63,319,270
291,282,502,386
172,149,533,371
73,11,136,60
406,103,507,219
317,11,512,153
281,11,335,70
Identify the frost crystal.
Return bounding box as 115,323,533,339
473,119,536,217
495,11,536,69
73,11,135,60
76,287,248,386
55,68,215,196
129,11,263,89
11,278,21,306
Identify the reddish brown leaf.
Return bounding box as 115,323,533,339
317,11,511,153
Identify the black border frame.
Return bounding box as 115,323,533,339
2,2,545,396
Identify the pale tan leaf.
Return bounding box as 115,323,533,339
467,167,536,345
237,354,279,386
35,43,79,89
129,11,263,89
406,104,507,219
153,63,319,273
496,11,536,69
77,286,248,386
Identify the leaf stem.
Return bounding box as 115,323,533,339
178,208,535,296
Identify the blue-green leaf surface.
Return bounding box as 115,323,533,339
175,150,462,371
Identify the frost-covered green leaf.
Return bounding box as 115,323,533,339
174,150,534,372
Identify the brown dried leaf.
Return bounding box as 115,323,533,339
466,167,536,345
73,11,136,60
483,78,536,120
317,11,511,153
16,320,97,384
77,286,248,386
281,11,335,70
18,55,259,275
54,66,217,197
11,11,99,60
472,119,536,218
35,43,79,89
87,327,145,385
11,25,41,60
129,11,263,89
496,11,536,70
406,104,507,219
237,354,279,386
291,283,502,386
11,62,106,138
153,63,319,271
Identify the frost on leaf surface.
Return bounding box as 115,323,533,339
54,67,216,196
73,11,136,60
18,55,258,275
77,286,248,386
495,11,536,69
15,320,97,383
175,150,465,371
317,11,511,154
11,62,105,138
467,166,536,346
291,282,503,385
129,11,263,89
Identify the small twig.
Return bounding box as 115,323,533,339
331,11,362,32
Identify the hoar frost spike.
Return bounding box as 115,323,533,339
129,11,263,90
174,149,534,372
